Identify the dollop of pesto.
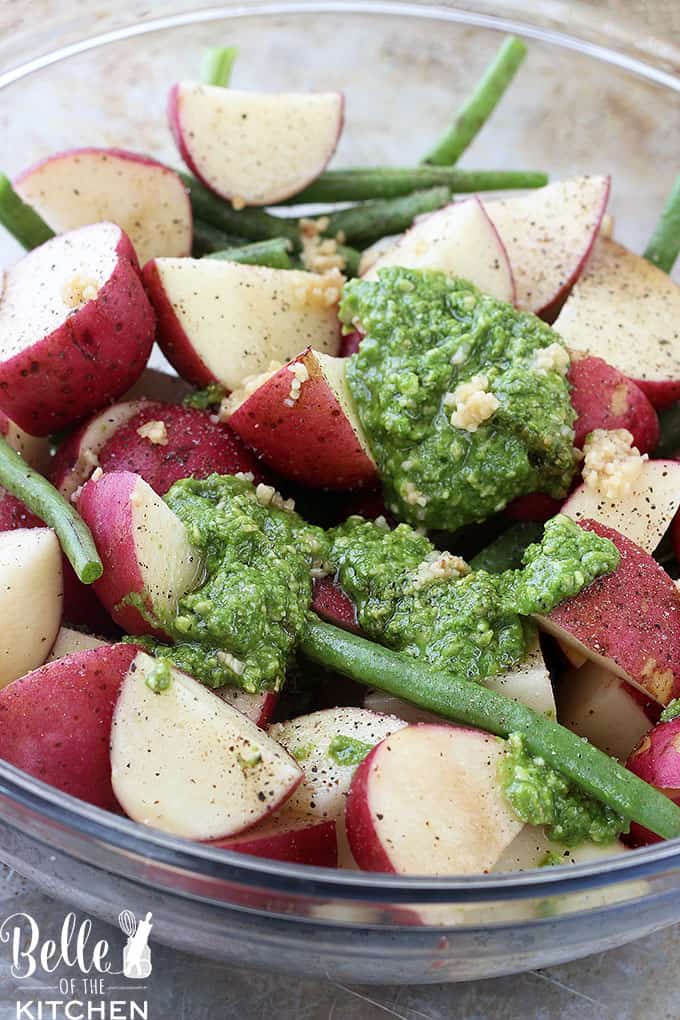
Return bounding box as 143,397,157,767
660,698,680,722
140,474,329,693
183,382,227,410
328,514,619,683
341,268,578,531
500,733,627,845
327,734,374,766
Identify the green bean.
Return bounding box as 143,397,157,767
180,173,300,243
201,46,238,87
284,167,548,204
422,36,528,166
206,237,293,269
323,187,451,247
191,220,245,256
302,618,680,839
656,400,680,458
0,174,54,250
470,521,544,573
644,174,680,273
0,437,102,583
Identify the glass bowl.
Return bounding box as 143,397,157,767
0,0,679,984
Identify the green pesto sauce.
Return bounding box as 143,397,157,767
327,734,375,766
328,514,619,684
291,743,315,762
661,698,680,722
500,733,627,845
341,268,577,531
183,382,227,410
144,657,173,694
141,474,329,694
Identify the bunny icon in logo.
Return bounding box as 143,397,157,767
119,910,153,979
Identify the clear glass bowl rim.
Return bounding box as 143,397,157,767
1,0,679,910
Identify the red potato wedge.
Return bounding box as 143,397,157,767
557,661,658,761
562,458,680,554
0,223,155,434
626,720,680,846
226,348,377,490
217,687,278,729
363,198,515,302
568,354,659,453
77,471,202,637
346,724,523,875
0,489,42,531
47,626,108,663
312,576,359,632
538,520,680,705
495,824,627,872
122,366,192,405
0,644,138,810
144,257,342,390
554,239,680,407
14,148,192,266
339,329,363,358
111,652,302,840
169,83,343,206
504,492,563,523
0,528,62,688
211,814,337,867
0,411,51,473
484,175,610,315
55,399,265,499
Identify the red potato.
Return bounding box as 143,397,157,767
122,366,192,405
226,348,377,490
562,458,680,554
55,399,265,500
346,724,523,875
14,148,192,266
312,576,359,632
0,528,62,688
484,175,610,316
538,520,680,705
110,653,302,840
568,354,659,453
364,197,515,302
0,223,155,434
339,330,363,358
0,411,51,473
504,492,563,523
557,661,658,761
169,83,343,206
47,626,108,663
211,814,337,867
217,687,278,729
144,257,342,390
77,471,202,637
496,824,628,872
0,644,138,810
626,719,680,846
554,239,680,407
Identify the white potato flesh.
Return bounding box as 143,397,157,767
47,626,108,663
484,175,609,311
314,351,375,460
15,150,191,266
354,725,523,874
173,84,343,205
562,459,680,555
269,707,406,821
3,419,51,473
364,198,515,302
0,528,62,688
152,258,341,390
110,653,302,839
495,824,627,872
129,475,202,619
57,400,148,500
554,238,680,385
557,661,653,761
0,222,118,360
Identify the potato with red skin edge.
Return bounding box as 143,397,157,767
94,401,266,496
0,410,51,473
0,223,155,435
340,330,363,358
77,471,202,639
345,723,523,875
216,687,278,729
0,644,138,811
14,148,192,266
226,348,377,490
538,520,680,706
567,354,659,452
626,719,680,846
210,815,337,867
505,492,563,523
312,576,359,633
168,84,344,206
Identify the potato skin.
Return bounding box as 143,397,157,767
626,718,680,846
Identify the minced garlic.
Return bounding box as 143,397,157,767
582,428,647,500
284,361,310,406
255,482,296,512
445,374,500,432
218,361,284,419
299,217,347,274
412,551,470,590
401,481,428,508
136,419,168,446
532,342,570,376
62,274,99,309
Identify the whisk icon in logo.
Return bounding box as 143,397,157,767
118,909,153,980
